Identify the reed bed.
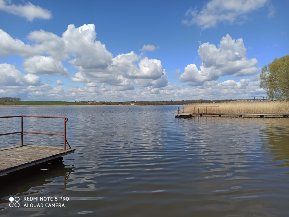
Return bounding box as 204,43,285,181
184,101,289,115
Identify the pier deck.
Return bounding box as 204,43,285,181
0,115,74,177
0,145,75,176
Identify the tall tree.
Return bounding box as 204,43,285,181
260,55,289,100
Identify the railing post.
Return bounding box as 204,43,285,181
21,116,24,146
64,118,67,150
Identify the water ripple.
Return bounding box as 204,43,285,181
1,106,289,217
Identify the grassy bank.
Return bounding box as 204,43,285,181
184,101,289,114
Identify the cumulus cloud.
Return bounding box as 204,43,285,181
141,44,157,52
0,29,65,58
0,66,263,101
183,0,269,28
0,0,52,21
24,73,39,85
24,56,67,75
0,29,34,56
0,24,262,101
63,25,167,89
28,30,66,59
0,63,23,86
137,74,168,89
73,51,167,89
0,63,38,86
0,24,168,92
63,24,113,70
127,57,165,79
180,34,258,85
64,76,263,101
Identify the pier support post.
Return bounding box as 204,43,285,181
64,118,68,150
21,116,24,146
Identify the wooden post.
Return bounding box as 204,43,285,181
21,116,24,146
64,118,67,150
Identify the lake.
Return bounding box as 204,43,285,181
1,105,289,217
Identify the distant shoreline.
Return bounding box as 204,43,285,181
0,99,268,107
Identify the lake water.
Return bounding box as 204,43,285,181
1,105,289,217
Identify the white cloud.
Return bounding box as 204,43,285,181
28,30,66,59
0,24,263,101
180,34,258,85
63,24,113,70
63,77,263,101
127,57,165,79
0,70,263,101
183,0,269,28
0,63,38,86
0,0,52,21
24,73,39,84
0,24,168,92
0,29,65,58
0,63,23,86
73,51,167,90
63,25,168,89
141,44,157,52
0,29,34,56
141,74,168,88
56,80,63,85
24,56,67,75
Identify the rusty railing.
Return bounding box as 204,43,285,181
0,115,71,150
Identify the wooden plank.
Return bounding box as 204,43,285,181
175,113,193,118
0,145,75,176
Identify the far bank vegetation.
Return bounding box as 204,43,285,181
184,101,289,115
185,55,289,115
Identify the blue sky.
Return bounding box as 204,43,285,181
0,0,288,101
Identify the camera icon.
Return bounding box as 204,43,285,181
8,196,20,208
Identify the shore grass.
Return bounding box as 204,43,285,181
184,101,289,114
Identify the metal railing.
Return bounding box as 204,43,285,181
0,115,71,150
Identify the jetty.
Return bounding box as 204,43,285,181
0,115,75,177
175,104,289,119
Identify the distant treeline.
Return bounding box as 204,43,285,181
0,97,21,102
78,99,238,106
0,98,269,106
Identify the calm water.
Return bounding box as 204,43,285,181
1,105,289,217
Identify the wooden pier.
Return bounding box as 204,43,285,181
175,104,289,119
0,145,74,176
0,115,75,177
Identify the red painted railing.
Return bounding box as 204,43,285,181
0,115,71,150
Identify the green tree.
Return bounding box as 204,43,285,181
260,55,289,100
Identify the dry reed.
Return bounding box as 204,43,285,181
184,101,289,115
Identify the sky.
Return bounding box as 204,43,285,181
0,0,288,101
